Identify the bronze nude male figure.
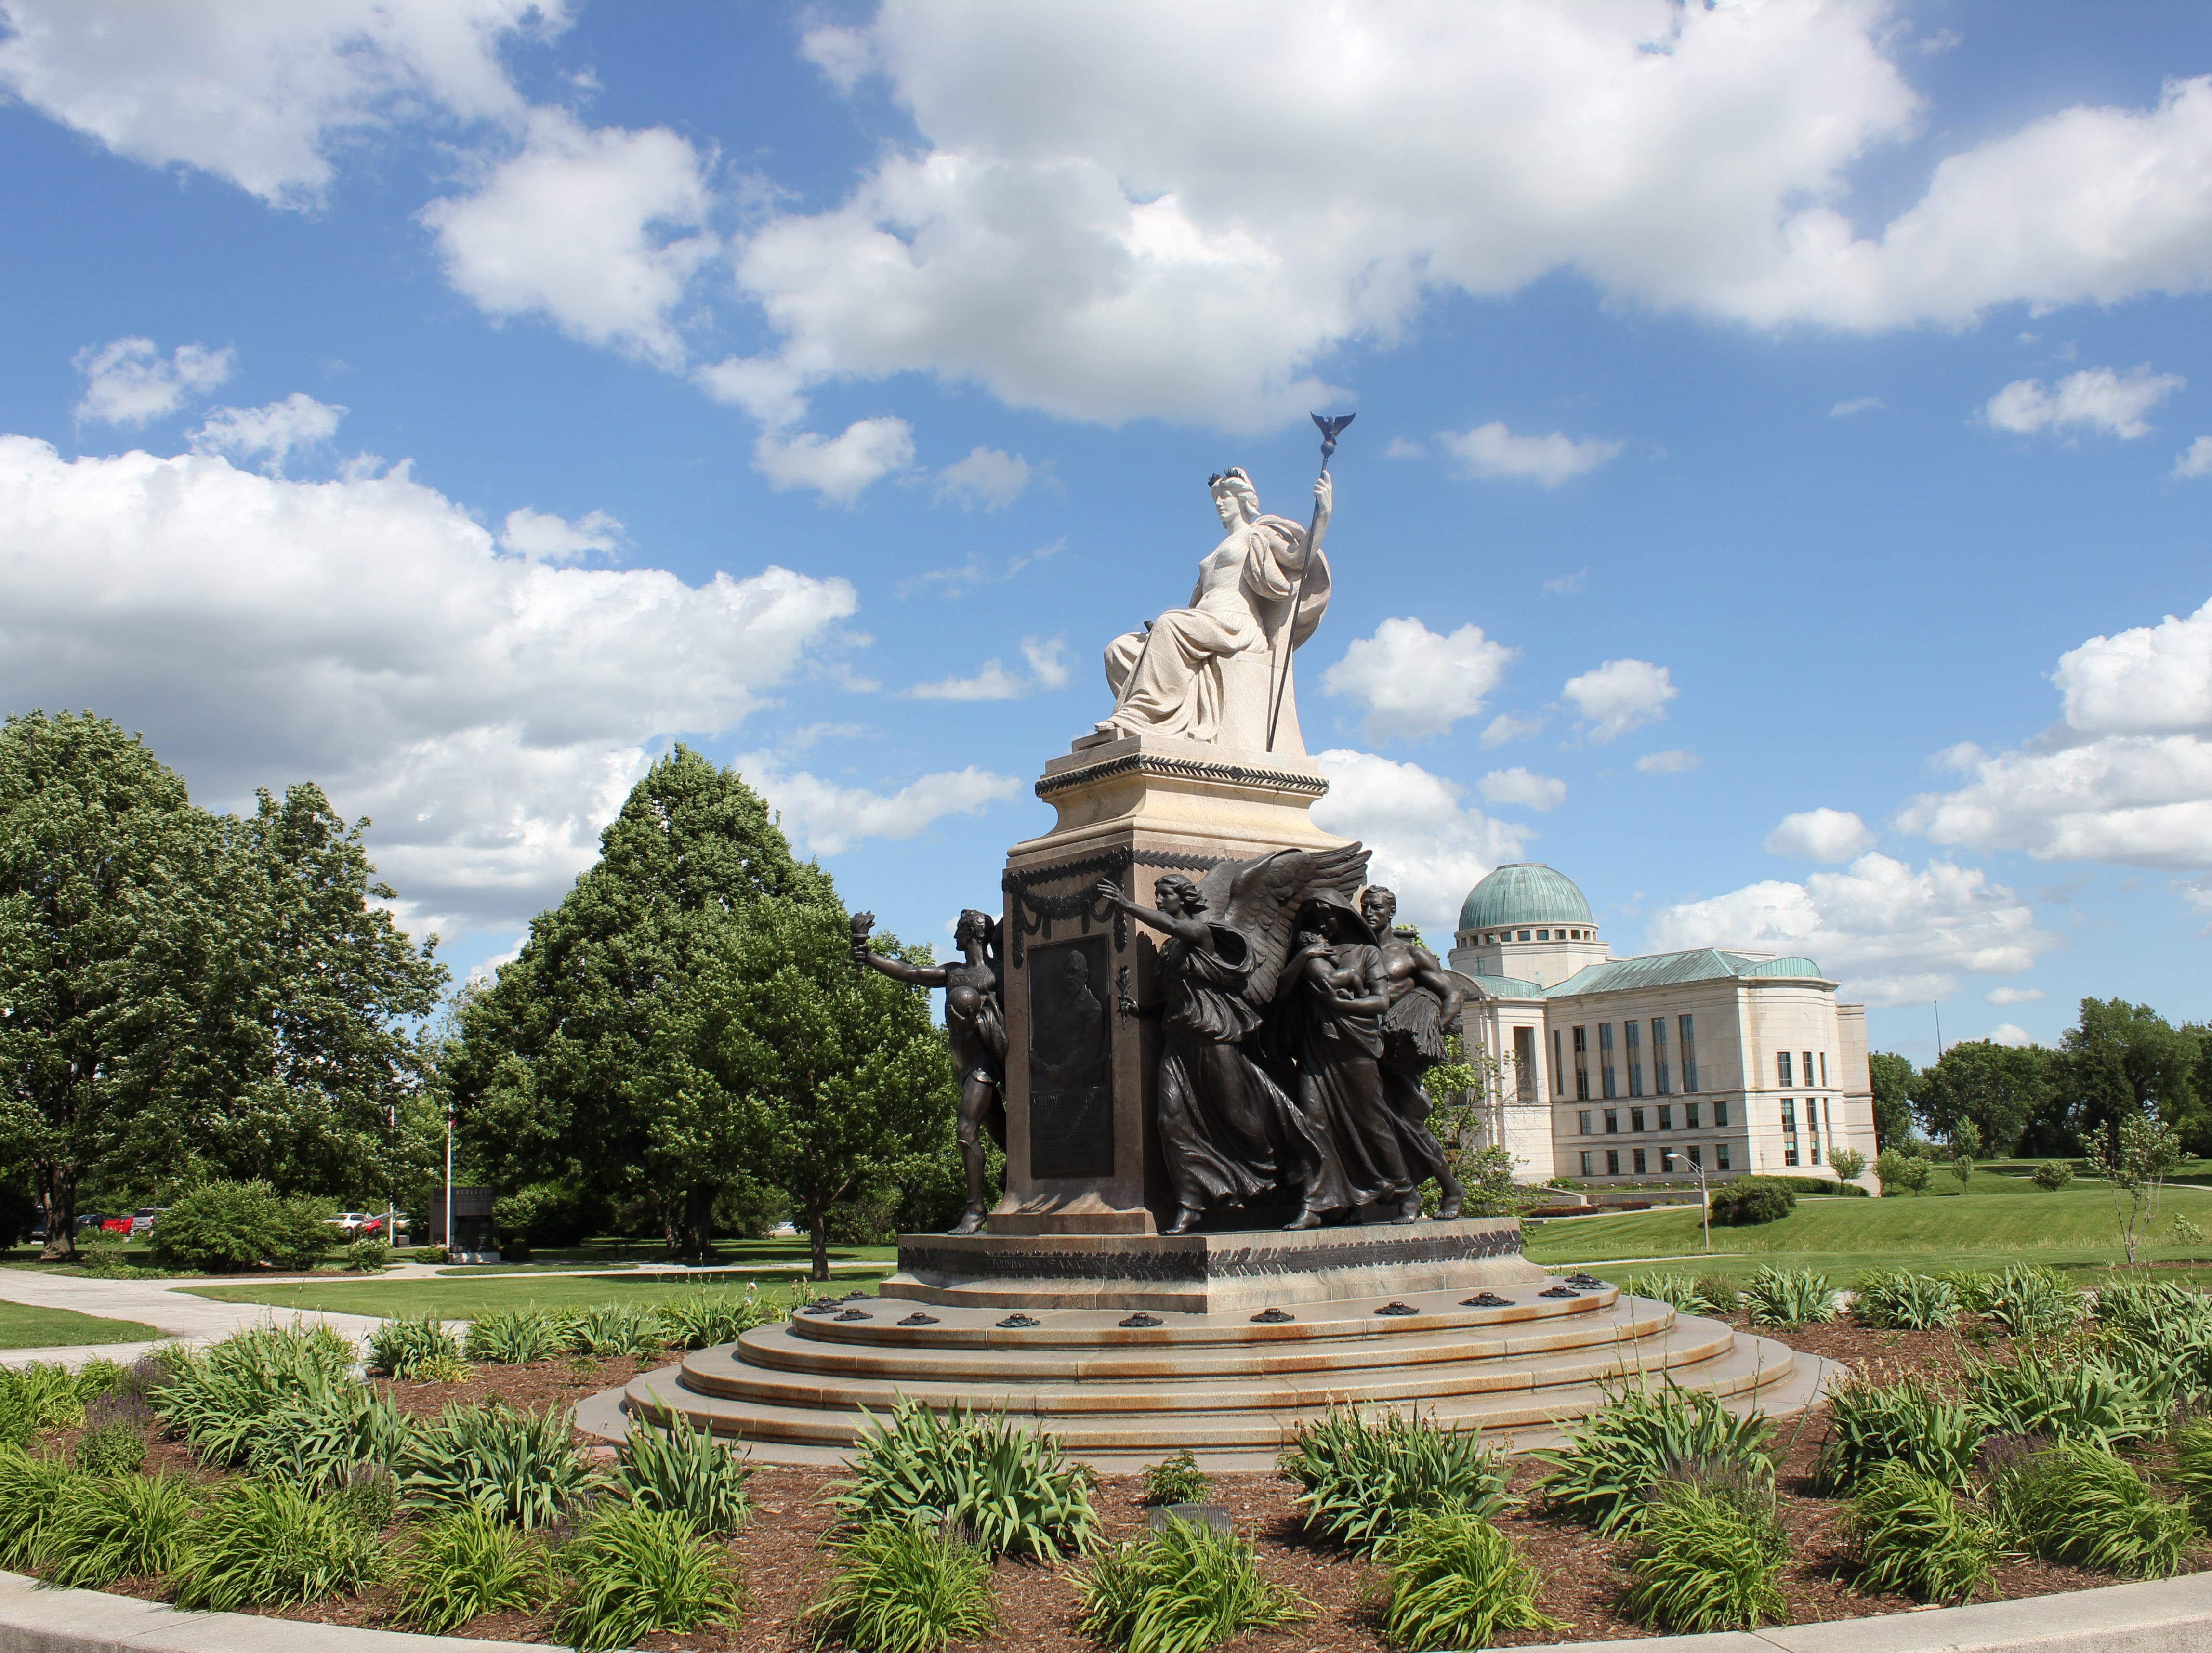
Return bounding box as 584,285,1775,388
1359,884,1470,1219
850,908,1006,1235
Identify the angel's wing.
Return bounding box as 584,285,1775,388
1216,841,1370,1007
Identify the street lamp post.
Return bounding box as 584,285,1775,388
1664,1150,1712,1254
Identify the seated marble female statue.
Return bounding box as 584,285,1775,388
1095,466,1333,751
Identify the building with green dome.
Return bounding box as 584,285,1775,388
1440,865,1875,1190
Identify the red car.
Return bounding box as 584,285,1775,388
100,1218,131,1234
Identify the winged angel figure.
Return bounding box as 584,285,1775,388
1096,843,1372,1234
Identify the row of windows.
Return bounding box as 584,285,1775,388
1560,1016,1698,1101
1582,1143,1732,1177
1577,1101,1731,1135
1779,1097,1837,1133
1475,927,1594,944
1776,1050,1830,1089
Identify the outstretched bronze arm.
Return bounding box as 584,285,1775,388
1093,879,1210,949
848,910,949,988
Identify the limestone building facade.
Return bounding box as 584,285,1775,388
1441,864,1877,1187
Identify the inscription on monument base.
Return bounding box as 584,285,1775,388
1026,936,1114,1179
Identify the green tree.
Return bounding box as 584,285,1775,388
1910,1040,2055,1157
2062,999,2203,1154
1829,1147,1867,1183
1867,1052,1915,1150
1948,1117,1979,1192
1874,1147,1931,1197
450,748,854,1260
2086,1111,2184,1267
0,712,221,1257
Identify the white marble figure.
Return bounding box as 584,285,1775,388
1096,467,1334,753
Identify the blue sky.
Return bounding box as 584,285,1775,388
4,0,2211,1065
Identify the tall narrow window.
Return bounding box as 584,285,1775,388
1653,1017,1670,1094
1778,1051,1793,1087
1688,1143,1703,1169
1804,1051,1815,1093
1630,1107,1646,1132
1606,1149,1620,1176
1625,1020,1644,1097
1604,1109,1619,1134
1686,1102,1701,1129
1819,1051,1829,1088
1658,1104,1672,1130
1780,1098,1797,1130
1811,1142,1822,1166
1599,1023,1617,1099
1574,1025,1589,1101
1716,1142,1732,1170
1552,1029,1565,1097
1514,1025,1538,1102
1580,1151,1593,1177
1577,1110,1593,1135
1633,1148,1647,1175
1784,1145,1799,1167
1679,1015,1697,1092
1714,1099,1729,1128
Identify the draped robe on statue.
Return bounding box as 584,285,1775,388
1100,515,1331,747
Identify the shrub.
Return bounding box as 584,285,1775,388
408,1246,449,1264
150,1323,360,1468
808,1516,998,1653
368,1313,465,1379
555,1504,744,1653
656,1292,772,1351
247,1383,414,1492
1618,1482,1789,1633
1693,1274,1741,1316
74,1358,131,1402
1980,1263,2082,1338
618,1405,753,1536
1995,1443,2198,1578
40,1470,198,1588
1853,1270,1963,1331
1079,1515,1312,1653
2165,1419,2212,1524
2033,1160,2077,1192
2093,1277,2205,1333
1756,1174,1869,1197
1708,1180,1794,1227
835,1397,1099,1560
1813,1375,1983,1495
465,1308,563,1364
1278,1407,1506,1552
1971,1344,2165,1451
72,1415,148,1476
1743,1267,1836,1329
0,1447,76,1567
1373,1509,1562,1650
345,1237,392,1273
151,1181,333,1273
1138,1450,1212,1507
0,1362,90,1444
172,1478,388,1609
1938,1269,1999,1313
1830,1148,1869,1183
1843,1462,2001,1603
399,1401,600,1529
1875,1149,1933,1197
1625,1273,1703,1312
1537,1384,1775,1535
392,1504,554,1634
565,1303,670,1359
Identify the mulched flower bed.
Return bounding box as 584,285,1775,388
36,1325,2204,1651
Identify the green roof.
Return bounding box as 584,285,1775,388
1467,972,1548,999
1458,864,1593,933
1540,949,1829,998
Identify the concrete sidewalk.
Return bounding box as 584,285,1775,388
0,1270,391,1369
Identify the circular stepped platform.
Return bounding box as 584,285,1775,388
577,1273,1838,1470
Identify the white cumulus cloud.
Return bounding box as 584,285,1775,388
1563,658,1677,743
1765,807,1876,862
1480,712,1545,749
907,636,1069,701
1438,422,1623,486
1478,767,1566,812
1322,617,1516,743
1983,365,2183,440
1988,986,2045,1005
2176,436,2212,478
935,446,1034,511
1988,1022,2035,1048
753,417,915,504
0,435,857,936
420,109,718,369
1830,396,1885,417
1312,748,1530,938
1635,749,1700,774
739,756,1020,857
498,506,626,564
1647,852,2055,1007
189,393,345,474
72,337,234,427
0,0,555,208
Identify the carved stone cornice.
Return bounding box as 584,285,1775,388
1036,751,1331,802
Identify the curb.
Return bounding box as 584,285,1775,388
8,1567,2212,1653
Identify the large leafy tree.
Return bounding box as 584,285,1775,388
1909,1039,2057,1157
1867,1051,1915,1150
2061,998,2203,1155
452,747,930,1261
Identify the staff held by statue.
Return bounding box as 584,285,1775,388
1265,413,1353,751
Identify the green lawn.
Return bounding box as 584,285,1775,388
1527,1178,2212,1287
186,1265,894,1320
0,1299,162,1350
442,1237,896,1276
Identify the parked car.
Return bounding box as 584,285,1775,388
129,1207,164,1236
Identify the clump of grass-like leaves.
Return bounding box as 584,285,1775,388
1852,1270,1963,1331
1812,1374,1984,1495
72,1390,151,1476
40,1470,198,1589
657,1292,773,1351
808,1516,997,1653
1278,1407,1505,1552
618,1404,753,1536
172,1478,388,1610
0,1362,90,1445
1537,1385,1775,1535
2164,1418,2212,1524
464,1307,563,1365
399,1401,601,1529
1617,1480,1789,1633
835,1397,1098,1561
1842,1461,2001,1603
1742,1267,1835,1330
391,1504,555,1634
0,1447,77,1567
246,1384,414,1492
1372,1509,1562,1651
554,1504,744,1653
1138,1450,1212,1507
565,1303,669,1359
1995,1442,2198,1578
1971,1344,2165,1451
1079,1515,1311,1653
368,1313,465,1379
150,1321,356,1468
1980,1264,2083,1338
1625,1273,1704,1312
